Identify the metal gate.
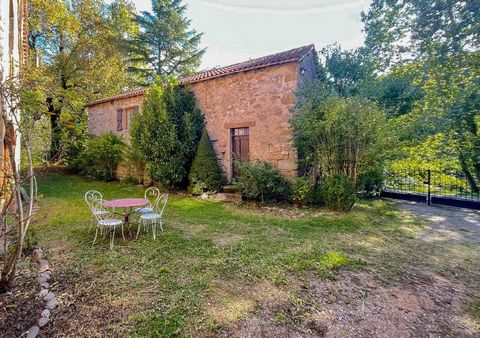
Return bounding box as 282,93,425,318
381,169,480,210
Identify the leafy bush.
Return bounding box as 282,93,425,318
73,132,125,181
188,129,225,193
236,161,291,202
130,78,204,188
356,169,383,198
291,177,314,206
291,93,388,185
319,174,356,211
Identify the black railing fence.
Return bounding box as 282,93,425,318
381,169,480,209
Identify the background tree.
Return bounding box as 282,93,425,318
28,0,137,162
318,44,374,97
362,0,480,71
72,132,126,181
360,0,479,190
130,0,205,83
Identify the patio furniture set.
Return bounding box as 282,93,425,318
84,187,168,249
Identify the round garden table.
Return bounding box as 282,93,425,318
104,198,149,236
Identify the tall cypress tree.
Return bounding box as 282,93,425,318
130,0,205,84
189,129,224,193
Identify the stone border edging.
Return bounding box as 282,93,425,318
26,248,56,338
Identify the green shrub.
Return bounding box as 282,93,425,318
130,78,204,188
291,177,313,206
188,129,224,193
74,132,125,181
123,143,146,184
291,93,388,184
319,174,356,211
236,161,291,202
357,169,383,198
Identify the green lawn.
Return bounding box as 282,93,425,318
28,173,479,337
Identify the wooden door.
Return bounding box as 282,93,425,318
231,127,250,177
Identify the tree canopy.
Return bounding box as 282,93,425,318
25,0,205,164
129,0,205,83
27,0,138,162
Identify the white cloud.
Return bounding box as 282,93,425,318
201,0,368,16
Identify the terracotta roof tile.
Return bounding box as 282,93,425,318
179,44,315,84
86,44,314,107
86,88,146,107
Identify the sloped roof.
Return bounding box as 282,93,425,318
86,44,314,107
179,44,314,84
87,89,145,106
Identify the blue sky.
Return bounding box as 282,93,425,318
131,0,371,69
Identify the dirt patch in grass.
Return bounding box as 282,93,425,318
305,270,476,337
37,268,141,338
212,234,244,246
225,270,478,337
207,279,293,330
226,202,336,219
178,223,206,238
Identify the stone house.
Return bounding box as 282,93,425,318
86,44,317,180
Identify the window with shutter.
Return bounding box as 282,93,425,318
117,108,123,131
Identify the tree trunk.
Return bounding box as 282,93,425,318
0,124,23,292
460,159,479,194
46,97,61,162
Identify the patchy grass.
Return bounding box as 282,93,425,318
469,298,480,320
10,173,478,337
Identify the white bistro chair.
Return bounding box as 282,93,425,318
135,187,161,214
85,190,109,232
137,194,168,240
89,196,125,250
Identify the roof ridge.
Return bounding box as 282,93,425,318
179,44,315,84
191,44,315,76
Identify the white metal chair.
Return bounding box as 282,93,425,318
90,197,125,250
85,190,109,232
135,187,161,214
137,194,168,240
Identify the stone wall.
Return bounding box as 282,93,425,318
87,95,143,141
87,61,310,181
189,62,299,179
296,48,318,87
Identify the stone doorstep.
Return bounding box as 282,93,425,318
214,193,242,203
222,184,239,194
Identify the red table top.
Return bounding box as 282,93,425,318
104,198,149,208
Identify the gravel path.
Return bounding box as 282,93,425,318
397,201,480,243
